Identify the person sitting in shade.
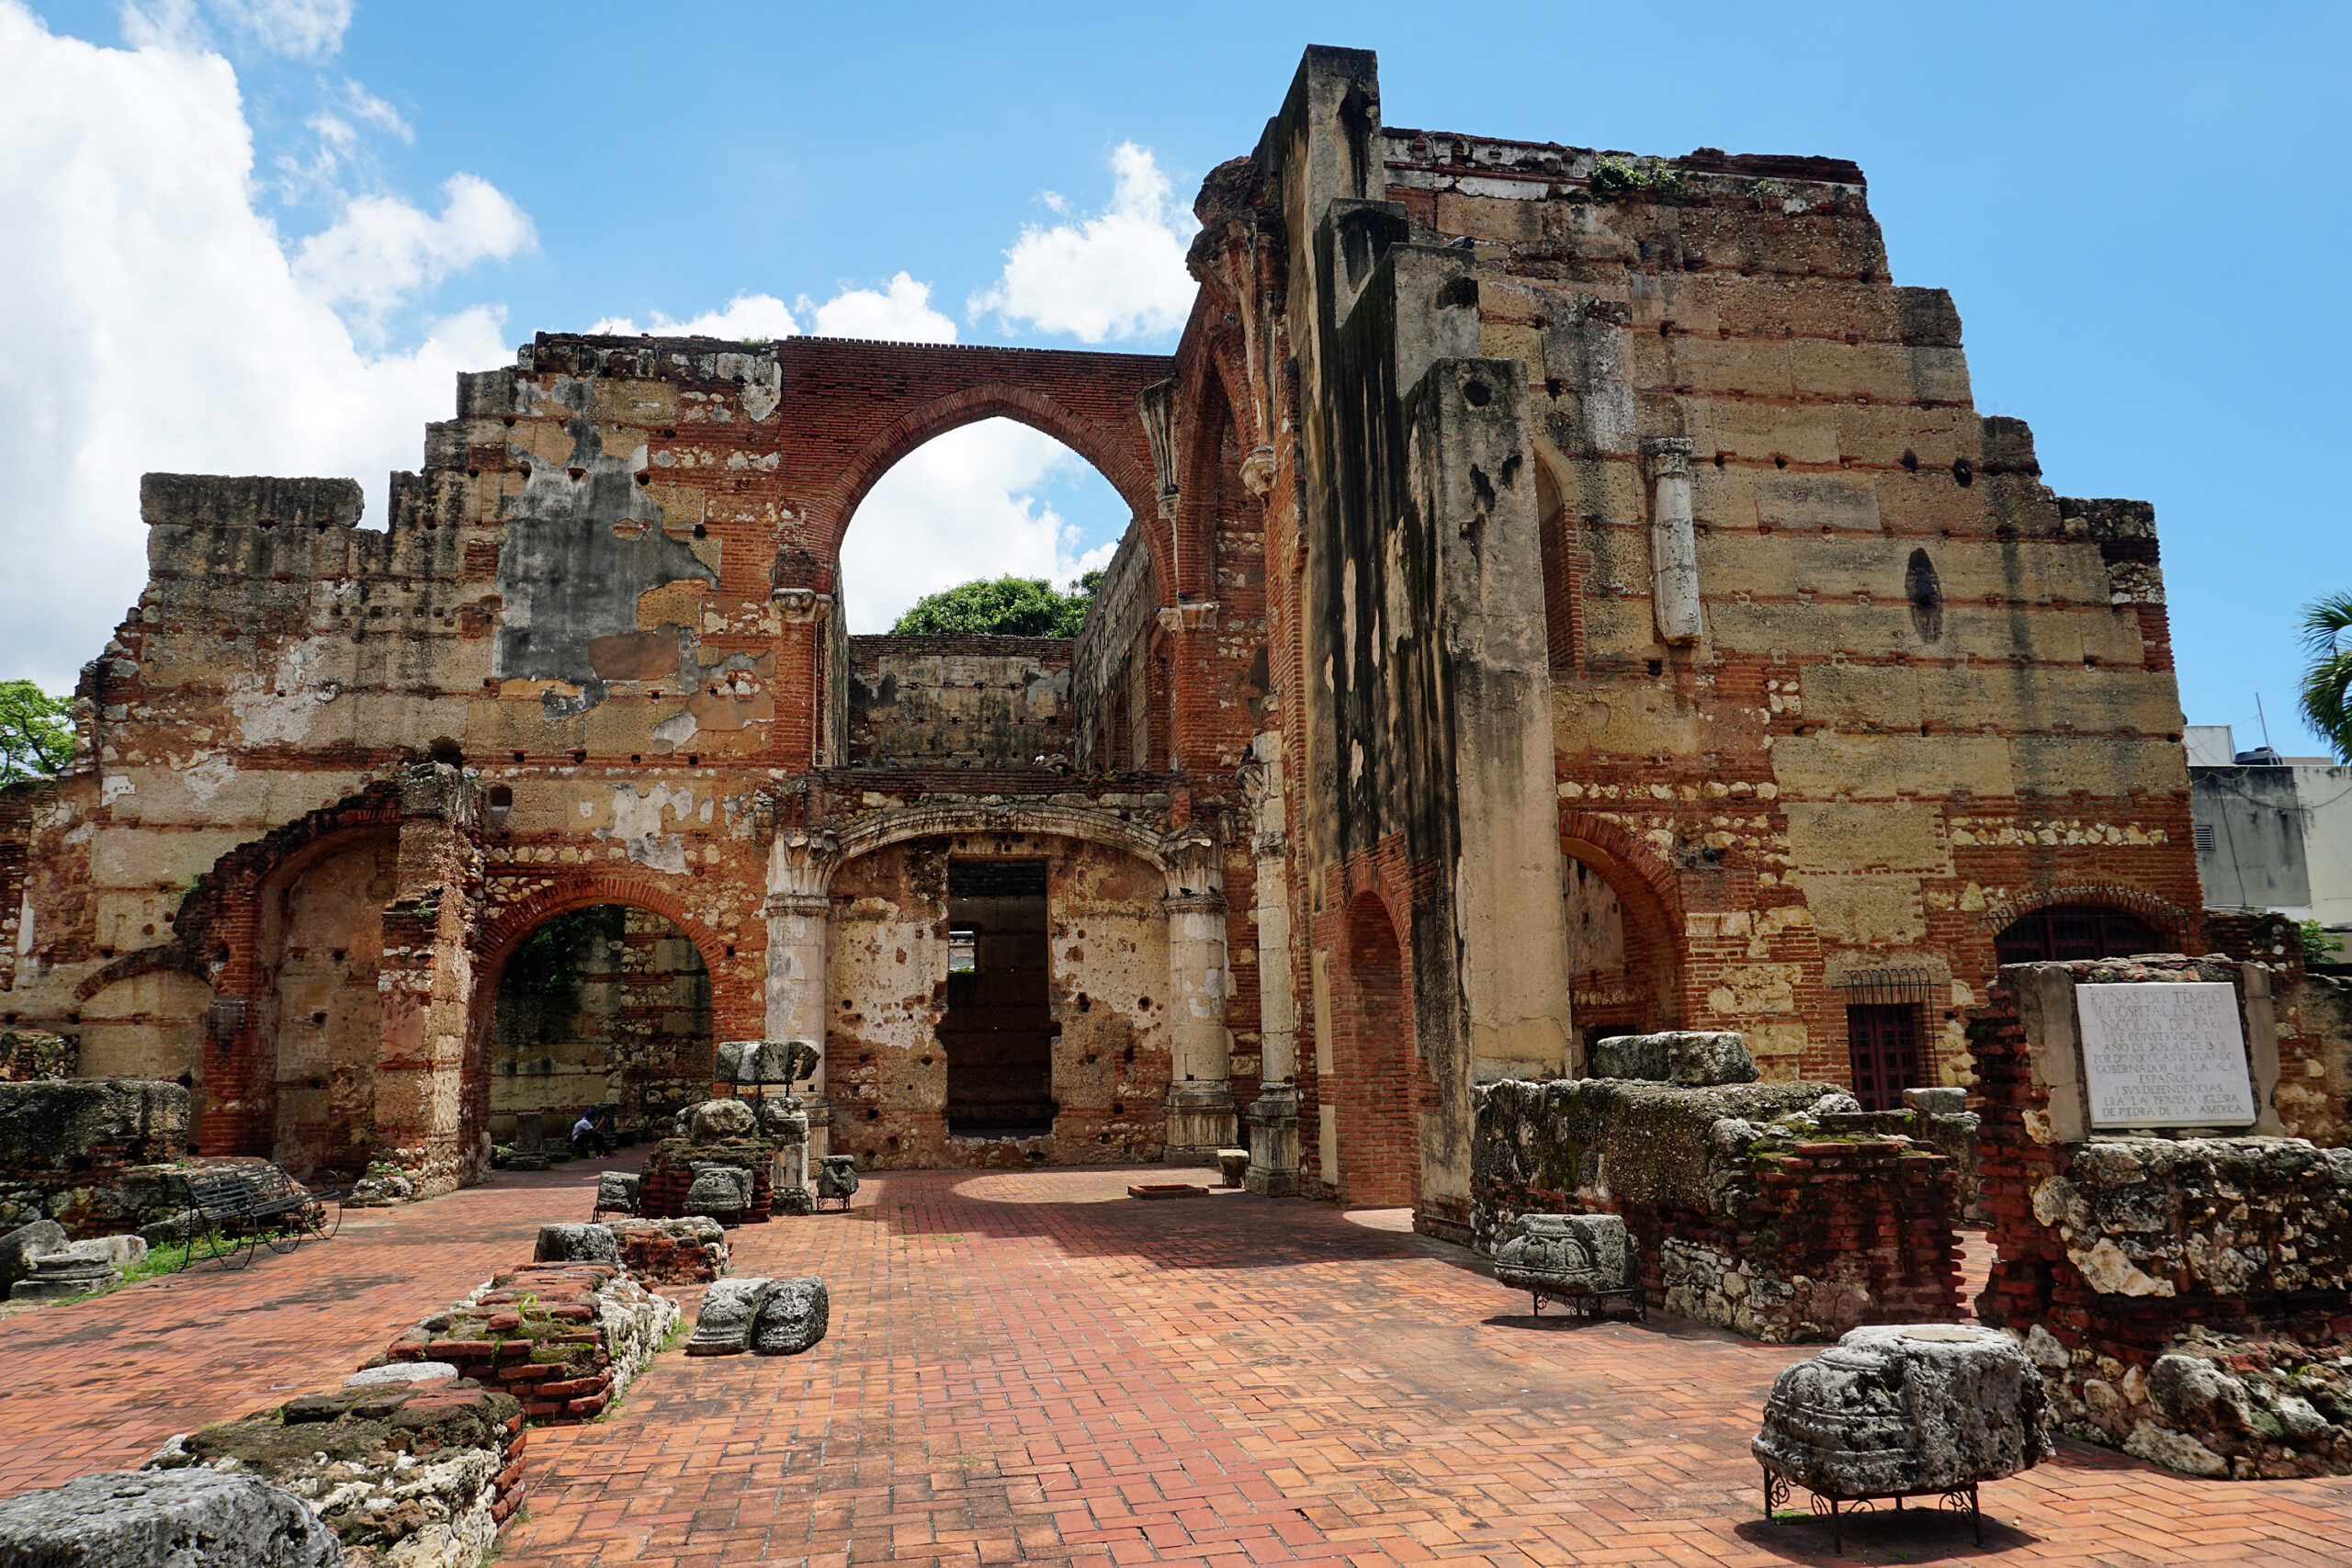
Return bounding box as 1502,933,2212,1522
571,1106,613,1157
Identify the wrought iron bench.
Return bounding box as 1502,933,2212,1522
173,1164,345,1270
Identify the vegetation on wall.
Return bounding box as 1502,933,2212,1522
0,681,72,784
891,572,1101,637
2298,589,2352,763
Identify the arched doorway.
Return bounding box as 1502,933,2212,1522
1993,903,2165,964
486,903,714,1145
256,831,397,1180
1329,893,1421,1207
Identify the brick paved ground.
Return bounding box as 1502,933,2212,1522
6,1162,2352,1565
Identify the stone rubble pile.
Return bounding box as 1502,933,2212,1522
146,1369,525,1568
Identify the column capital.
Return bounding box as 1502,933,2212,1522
764,892,831,917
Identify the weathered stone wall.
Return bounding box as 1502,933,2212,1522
823,831,1170,1169
0,44,2201,1213
1971,957,2352,1476
846,636,1074,768
1472,1076,1963,1340
0,1077,188,1237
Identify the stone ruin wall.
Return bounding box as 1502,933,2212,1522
0,46,2204,1221
1970,956,2352,1477
1471,1075,1965,1341
1381,129,2199,1089
824,830,1172,1170
845,637,1074,769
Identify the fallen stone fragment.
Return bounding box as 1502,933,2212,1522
1753,1324,2050,1498
1589,1031,1758,1086
594,1170,640,1214
534,1222,619,1264
344,1360,459,1388
752,1276,830,1355
0,1467,343,1567
687,1278,770,1356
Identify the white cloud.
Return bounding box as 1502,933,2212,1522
803,273,955,343
120,0,351,59
969,142,1199,344
0,2,527,690
589,275,956,345
839,420,1120,633
213,0,351,59
293,174,535,340
588,293,802,340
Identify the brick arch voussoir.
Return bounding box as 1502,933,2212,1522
820,384,1166,587
477,875,756,1041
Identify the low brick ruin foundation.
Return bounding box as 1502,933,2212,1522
382,1259,679,1424
1474,1075,1964,1342
1972,956,2352,1477
610,1216,729,1284
637,1138,776,1225
150,1379,527,1564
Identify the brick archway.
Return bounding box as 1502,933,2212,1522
1329,888,1422,1208
469,872,756,1145
774,341,1178,600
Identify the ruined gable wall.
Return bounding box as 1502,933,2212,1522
1385,131,2197,1087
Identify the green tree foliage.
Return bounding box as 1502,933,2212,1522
891,574,1099,637
2302,919,2346,967
2298,589,2352,763
0,681,73,784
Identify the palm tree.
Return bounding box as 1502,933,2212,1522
2300,590,2352,762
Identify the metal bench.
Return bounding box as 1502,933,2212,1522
174,1164,345,1270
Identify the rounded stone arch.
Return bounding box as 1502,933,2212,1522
817,385,1170,594
469,872,751,1145
1556,811,1687,1042
822,804,1173,894
475,872,742,1015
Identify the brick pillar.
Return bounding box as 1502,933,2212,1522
374,763,483,1196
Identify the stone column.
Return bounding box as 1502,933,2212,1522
1645,436,1703,645
1162,833,1236,1163
764,827,836,1159
1238,731,1300,1193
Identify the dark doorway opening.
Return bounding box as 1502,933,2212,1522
1846,1002,1923,1112
942,859,1057,1135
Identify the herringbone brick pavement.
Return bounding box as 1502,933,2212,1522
6,1161,2352,1565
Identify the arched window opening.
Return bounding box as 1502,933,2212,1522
1561,844,1682,1060
489,904,712,1150
839,418,1127,635
1536,459,1578,670
1994,903,2165,965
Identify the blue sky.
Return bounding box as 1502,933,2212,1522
3,1,2346,750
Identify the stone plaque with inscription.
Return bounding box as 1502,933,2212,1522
2075,982,2256,1129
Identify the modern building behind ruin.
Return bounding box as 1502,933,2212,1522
0,48,2200,1236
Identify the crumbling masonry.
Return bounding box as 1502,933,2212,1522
0,47,2203,1235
